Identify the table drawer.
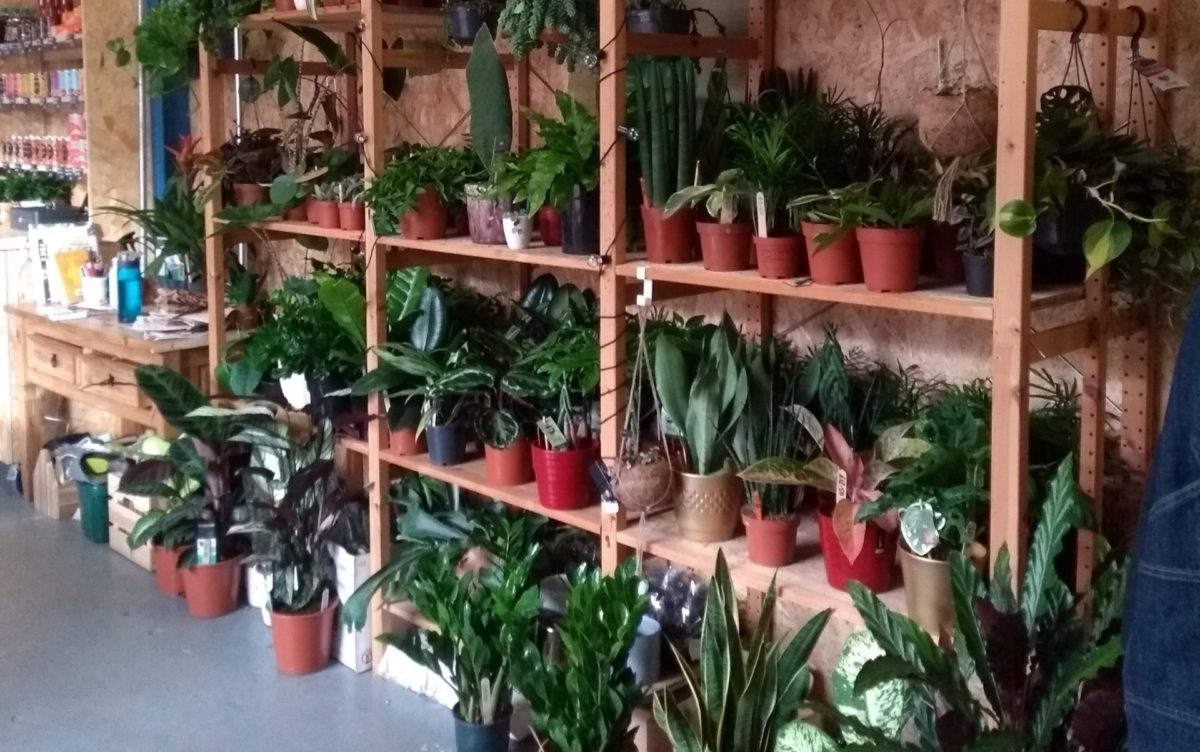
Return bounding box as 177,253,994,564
28,334,80,383
77,353,146,408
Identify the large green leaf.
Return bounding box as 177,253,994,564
278,22,356,73
1020,457,1083,633
949,553,1004,720
135,365,214,440
410,286,448,352
1082,218,1133,276
316,275,366,356
465,26,512,170
653,333,688,433
387,267,431,325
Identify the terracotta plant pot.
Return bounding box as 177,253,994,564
152,544,185,597
232,183,266,207
754,233,807,279
401,187,448,240
270,599,337,676
484,438,533,487
338,202,366,232
642,205,696,264
274,0,293,10
674,467,743,543
963,253,994,297
857,226,925,293
744,511,801,567
389,426,426,456
697,221,753,271
284,202,307,222
537,206,563,246
802,221,862,285
928,221,964,282
898,545,953,638
181,557,243,619
308,199,340,229
531,439,597,510
817,505,897,592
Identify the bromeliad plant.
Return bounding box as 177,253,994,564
653,551,832,752
513,559,647,752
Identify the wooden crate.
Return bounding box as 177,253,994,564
31,448,78,519
106,468,163,514
107,497,152,571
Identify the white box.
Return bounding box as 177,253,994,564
330,543,372,673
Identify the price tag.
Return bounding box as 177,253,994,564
755,192,769,238
1135,58,1189,92
836,469,849,503
537,417,570,450
601,499,620,515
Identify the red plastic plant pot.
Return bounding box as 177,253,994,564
817,504,898,592
531,439,597,510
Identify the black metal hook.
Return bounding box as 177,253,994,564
1069,0,1088,44
1129,5,1147,56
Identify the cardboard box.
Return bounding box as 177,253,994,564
330,543,372,673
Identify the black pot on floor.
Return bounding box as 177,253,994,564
627,6,692,34
453,706,512,752
445,3,492,45
426,423,467,466
962,253,994,297
562,186,600,255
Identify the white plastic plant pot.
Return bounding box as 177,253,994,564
246,562,273,614
293,0,311,9
503,213,532,250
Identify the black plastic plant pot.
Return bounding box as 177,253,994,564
962,253,995,298
562,186,600,255
627,6,692,34
1031,193,1098,285
307,375,352,423
445,4,492,46
426,423,467,466
452,706,511,752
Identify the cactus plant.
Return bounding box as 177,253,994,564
630,57,696,208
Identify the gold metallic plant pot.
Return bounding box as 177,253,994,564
674,468,743,543
899,542,987,638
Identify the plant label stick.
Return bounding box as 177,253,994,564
755,192,768,238
836,469,848,503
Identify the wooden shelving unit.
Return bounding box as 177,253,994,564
197,0,1168,659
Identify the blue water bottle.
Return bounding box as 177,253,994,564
116,251,142,324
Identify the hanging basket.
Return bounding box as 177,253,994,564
614,446,674,513
917,85,999,159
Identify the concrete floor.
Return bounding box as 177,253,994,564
0,485,456,751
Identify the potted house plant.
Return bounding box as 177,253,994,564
629,57,698,264
444,1,502,46
477,407,533,486
365,145,477,240
654,551,831,752
791,190,863,285
664,168,753,271
308,179,341,229
513,560,647,752
627,0,691,33
465,26,512,245
220,128,282,207
843,179,935,293
392,341,496,466
498,0,599,71
653,321,747,542
335,175,366,231
233,456,363,675
524,93,600,255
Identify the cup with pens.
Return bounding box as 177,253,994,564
80,257,108,307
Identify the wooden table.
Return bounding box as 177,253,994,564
6,303,214,501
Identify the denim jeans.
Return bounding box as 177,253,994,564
1125,291,1200,751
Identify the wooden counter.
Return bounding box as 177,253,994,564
6,303,214,501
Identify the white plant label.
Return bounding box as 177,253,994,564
1134,58,1189,92
280,372,311,410
537,418,570,450
836,469,849,503
755,192,769,238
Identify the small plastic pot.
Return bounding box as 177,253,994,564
152,544,186,596
503,213,532,250
697,221,754,271
562,187,600,255
401,188,448,240
484,438,533,486
444,3,493,45
754,233,807,279
284,202,308,222
232,183,266,207
531,439,597,510
308,199,340,229
802,221,863,285
270,599,337,676
928,221,964,282
641,205,696,264
426,423,468,467
537,206,563,246
627,6,692,33
744,511,801,567
338,202,366,232
181,557,243,619
963,252,995,297
817,504,897,593
857,226,925,293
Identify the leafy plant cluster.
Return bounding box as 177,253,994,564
363,145,481,232
0,169,73,203
499,0,599,71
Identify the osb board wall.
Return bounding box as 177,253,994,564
82,0,142,241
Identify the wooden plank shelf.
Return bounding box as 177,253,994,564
626,32,759,59
218,218,366,242
616,261,1084,321
239,5,443,32
379,448,604,534
380,234,609,271
617,508,907,623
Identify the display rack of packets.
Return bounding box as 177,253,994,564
0,67,81,104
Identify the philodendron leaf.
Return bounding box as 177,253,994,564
996,200,1037,237
1082,218,1132,276
278,23,356,73
316,275,367,355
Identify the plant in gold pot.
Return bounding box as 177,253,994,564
653,318,748,542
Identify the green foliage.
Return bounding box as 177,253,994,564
499,0,599,71
466,26,513,173
664,167,750,224
629,57,697,209
843,179,936,229
521,92,600,213
726,104,806,234
363,146,481,230
513,559,647,752
653,551,832,752
0,169,73,203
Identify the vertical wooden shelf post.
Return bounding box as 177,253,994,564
198,44,226,391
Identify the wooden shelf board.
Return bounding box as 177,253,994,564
627,32,759,59
380,449,603,534
384,599,438,632
380,234,608,272
240,5,443,31
338,436,368,455
219,218,365,243
617,509,906,622
616,261,1083,321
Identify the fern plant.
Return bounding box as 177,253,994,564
499,0,599,71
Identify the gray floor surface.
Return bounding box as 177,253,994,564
0,483,457,752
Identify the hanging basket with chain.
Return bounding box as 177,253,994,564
917,0,998,159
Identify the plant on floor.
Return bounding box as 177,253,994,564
664,167,750,224
807,458,1128,752
499,0,599,70
513,559,647,752
629,57,697,209
653,551,832,752
363,145,480,232
521,92,600,214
